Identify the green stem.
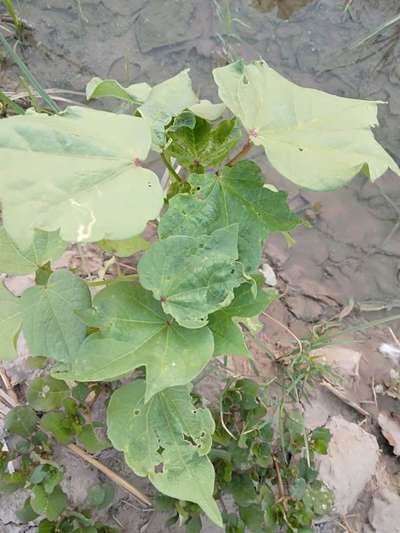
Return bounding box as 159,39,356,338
86,274,138,287
161,152,182,183
227,138,253,167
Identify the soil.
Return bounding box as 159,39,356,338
0,0,400,531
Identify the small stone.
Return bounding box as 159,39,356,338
367,488,400,533
316,416,380,514
260,263,277,286
378,412,400,456
311,345,362,380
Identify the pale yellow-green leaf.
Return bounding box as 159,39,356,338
0,106,163,248
213,59,399,190
0,283,22,361
86,77,151,103
189,100,225,121
139,69,198,149
0,226,66,275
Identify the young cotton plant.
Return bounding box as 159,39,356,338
0,58,398,529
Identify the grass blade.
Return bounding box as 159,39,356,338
0,31,60,113
0,88,25,114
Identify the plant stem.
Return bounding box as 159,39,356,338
161,152,181,183
86,274,138,287
66,442,152,508
227,138,253,166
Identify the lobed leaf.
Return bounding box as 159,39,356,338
209,277,279,358
57,282,214,401
166,112,241,171
0,227,66,275
107,380,222,527
21,270,91,362
213,59,399,190
139,225,245,328
0,283,22,361
159,161,302,272
0,106,163,248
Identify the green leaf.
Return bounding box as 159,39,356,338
310,427,331,455
228,474,257,507
21,270,91,362
239,503,265,532
58,282,214,401
208,277,279,357
213,59,399,190
107,380,222,527
38,520,56,533
0,282,22,361
0,227,66,275
291,478,307,499
41,412,75,445
27,376,69,411
86,483,115,509
0,106,163,248
86,77,151,104
166,112,241,171
30,464,64,495
79,424,110,453
5,406,38,437
98,235,149,257
30,484,67,521
139,225,245,328
186,515,202,533
159,161,302,272
27,356,49,369
16,498,39,523
138,69,198,149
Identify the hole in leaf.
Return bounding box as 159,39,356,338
157,445,165,455
133,409,141,416
154,463,164,473
196,186,201,191
200,431,206,438
183,434,197,447
298,147,304,152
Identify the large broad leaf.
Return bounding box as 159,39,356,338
21,270,91,362
86,77,151,104
0,283,22,361
166,111,241,171
159,161,302,272
0,106,163,249
139,225,245,329
209,277,279,358
213,59,399,190
0,227,66,275
57,282,214,401
107,380,222,527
